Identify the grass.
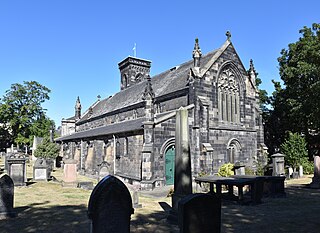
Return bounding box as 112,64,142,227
1,158,320,232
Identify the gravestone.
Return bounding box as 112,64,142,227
309,155,320,188
98,162,111,181
62,159,77,187
7,153,26,186
178,193,221,233
132,191,142,208
33,158,50,181
271,153,285,176
0,174,15,219
88,175,134,233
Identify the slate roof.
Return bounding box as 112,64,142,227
55,117,145,142
78,49,218,123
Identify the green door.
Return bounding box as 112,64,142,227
165,147,175,185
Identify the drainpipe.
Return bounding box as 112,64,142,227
80,140,83,170
113,135,116,175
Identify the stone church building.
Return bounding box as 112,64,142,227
56,33,265,190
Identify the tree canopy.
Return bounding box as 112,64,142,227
34,137,60,159
0,81,54,149
264,23,320,155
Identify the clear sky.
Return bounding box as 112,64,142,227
0,0,319,127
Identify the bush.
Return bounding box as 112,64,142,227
301,158,314,175
280,132,308,171
218,163,234,177
34,137,60,159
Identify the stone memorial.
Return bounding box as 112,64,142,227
0,174,15,219
178,193,221,233
271,153,285,176
62,159,77,187
309,155,320,188
33,158,50,181
98,161,111,181
171,107,192,215
132,191,142,208
87,175,134,233
7,153,26,186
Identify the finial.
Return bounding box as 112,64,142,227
226,31,231,41
75,96,81,109
143,75,155,100
249,59,256,74
97,95,101,100
193,37,202,67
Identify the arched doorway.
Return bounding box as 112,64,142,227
165,146,175,185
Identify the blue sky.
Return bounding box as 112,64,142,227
0,0,319,127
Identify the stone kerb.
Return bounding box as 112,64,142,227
178,193,221,233
88,175,134,233
0,174,15,219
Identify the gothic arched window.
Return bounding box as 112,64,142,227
218,67,240,123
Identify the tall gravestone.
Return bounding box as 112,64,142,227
310,155,320,188
0,174,14,219
171,107,192,218
88,175,134,233
178,193,221,233
7,153,26,186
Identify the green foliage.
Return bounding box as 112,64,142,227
280,132,308,170
0,81,53,148
265,23,320,154
245,167,255,175
217,163,234,177
300,158,314,175
34,137,60,159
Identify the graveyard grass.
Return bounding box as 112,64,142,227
0,159,320,233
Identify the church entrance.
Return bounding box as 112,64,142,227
165,146,175,185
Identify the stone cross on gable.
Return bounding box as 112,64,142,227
226,31,231,40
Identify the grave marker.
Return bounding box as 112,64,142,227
33,158,50,181
7,153,26,186
0,174,15,219
88,175,134,233
178,193,221,233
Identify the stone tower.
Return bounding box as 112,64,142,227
118,56,151,90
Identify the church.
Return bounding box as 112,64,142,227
56,32,266,190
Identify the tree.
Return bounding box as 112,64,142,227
0,81,53,148
264,23,320,155
277,23,320,142
281,132,308,171
34,137,60,159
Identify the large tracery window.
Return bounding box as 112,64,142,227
218,67,240,123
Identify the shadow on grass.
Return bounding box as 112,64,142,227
0,203,90,233
131,210,179,233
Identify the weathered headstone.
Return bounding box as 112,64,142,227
98,162,110,181
271,153,285,176
178,193,221,233
309,155,320,188
62,159,77,187
33,158,50,181
0,174,15,219
299,165,303,178
87,175,134,233
7,153,26,186
132,191,142,208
